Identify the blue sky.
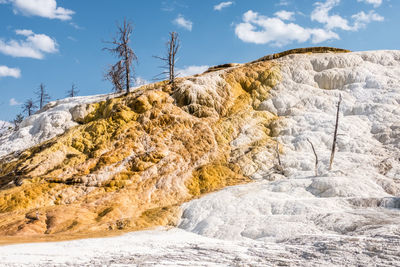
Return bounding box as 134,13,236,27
0,0,398,121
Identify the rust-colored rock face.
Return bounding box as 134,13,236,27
0,48,347,242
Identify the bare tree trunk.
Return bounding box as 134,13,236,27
169,32,177,84
36,83,50,109
39,85,43,109
170,32,179,86
276,142,282,167
67,83,78,97
23,99,37,117
103,19,137,94
169,40,173,82
307,138,319,176
125,52,130,93
274,141,284,175
329,94,342,170
153,32,180,87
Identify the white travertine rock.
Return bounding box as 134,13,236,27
180,51,400,248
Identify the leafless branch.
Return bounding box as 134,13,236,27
307,138,319,176
35,83,51,109
104,61,125,92
276,142,282,167
66,83,79,97
153,32,180,87
103,18,138,94
329,94,342,170
274,141,284,175
12,114,24,131
22,99,37,117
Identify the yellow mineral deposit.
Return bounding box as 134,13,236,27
0,47,348,244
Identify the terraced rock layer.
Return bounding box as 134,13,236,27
0,51,290,240
1,47,400,266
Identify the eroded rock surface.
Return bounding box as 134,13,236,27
1,48,400,266
0,58,280,238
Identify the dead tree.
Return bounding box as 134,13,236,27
35,83,51,109
103,19,138,94
329,94,342,170
274,141,284,174
307,138,319,176
12,113,24,131
104,61,125,93
22,99,37,117
154,32,180,86
66,83,79,97
276,142,282,167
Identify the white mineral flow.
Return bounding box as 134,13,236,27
177,50,400,263
0,50,399,266
0,121,11,136
0,92,122,158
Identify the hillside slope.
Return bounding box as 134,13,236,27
0,53,281,238
0,48,399,265
180,50,400,241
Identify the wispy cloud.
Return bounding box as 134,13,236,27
357,0,382,8
15,29,33,36
214,1,233,11
0,0,75,20
174,15,193,31
0,65,21,78
177,65,209,77
274,10,295,20
69,22,83,30
9,98,21,106
352,10,384,30
311,0,351,30
0,29,58,59
235,10,338,46
276,0,290,6
311,0,384,31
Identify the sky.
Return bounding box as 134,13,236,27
0,0,399,121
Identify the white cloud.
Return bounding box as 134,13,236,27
0,29,58,59
9,98,21,106
274,10,295,20
311,0,351,30
177,65,209,77
276,0,290,6
309,28,339,43
161,1,176,12
15,29,33,36
0,65,21,78
174,15,193,31
69,22,83,30
357,0,382,7
5,0,75,20
311,0,384,31
214,1,233,11
352,10,384,30
235,10,338,46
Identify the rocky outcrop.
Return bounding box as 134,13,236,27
0,50,287,239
